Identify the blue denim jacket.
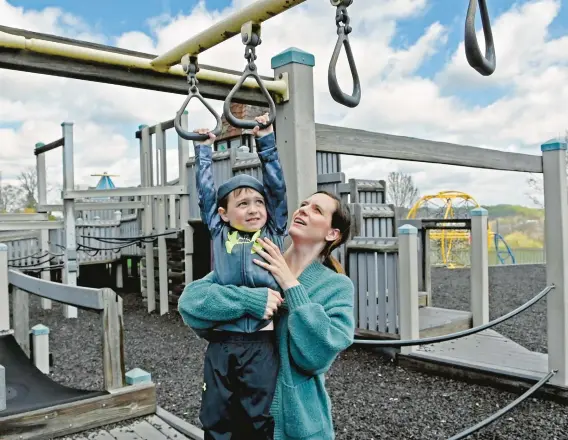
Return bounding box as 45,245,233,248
194,132,288,333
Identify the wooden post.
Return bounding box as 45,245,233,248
157,197,168,315
35,143,52,310
13,288,30,357
470,207,489,326
177,111,193,286
31,324,50,374
156,123,168,315
271,48,317,225
541,138,568,387
0,364,5,412
0,244,9,332
398,224,419,355
140,125,155,312
61,122,78,319
101,288,125,391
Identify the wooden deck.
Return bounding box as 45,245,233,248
398,326,568,402
410,329,549,381
356,306,472,340
60,408,204,440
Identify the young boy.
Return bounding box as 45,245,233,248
190,113,287,440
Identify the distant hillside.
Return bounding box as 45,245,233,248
481,204,544,219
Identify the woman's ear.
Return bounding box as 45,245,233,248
325,228,340,243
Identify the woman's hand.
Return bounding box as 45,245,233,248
192,128,216,146
253,237,300,291
252,113,273,138
264,288,283,320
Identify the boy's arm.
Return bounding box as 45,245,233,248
256,132,288,235
195,144,222,233
177,272,269,331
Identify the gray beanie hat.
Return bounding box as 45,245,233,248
217,174,265,203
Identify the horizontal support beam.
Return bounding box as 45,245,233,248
151,0,308,68
38,201,144,211
135,118,175,139
401,218,472,230
8,269,104,310
346,237,399,253
0,231,38,241
315,124,543,174
0,25,286,105
0,221,63,230
34,137,64,155
64,185,185,199
0,213,49,222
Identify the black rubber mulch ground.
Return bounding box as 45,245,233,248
25,264,568,439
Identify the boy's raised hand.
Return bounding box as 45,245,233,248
252,113,273,138
192,128,216,146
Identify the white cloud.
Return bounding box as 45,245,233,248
0,0,565,211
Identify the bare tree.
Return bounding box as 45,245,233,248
0,183,22,212
18,166,38,209
526,130,568,208
387,171,420,208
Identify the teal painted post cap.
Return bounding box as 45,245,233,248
541,139,567,152
471,207,488,216
398,224,418,235
31,324,50,336
138,124,148,130
271,47,315,69
126,367,152,385
35,142,45,149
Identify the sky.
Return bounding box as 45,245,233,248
1,0,568,209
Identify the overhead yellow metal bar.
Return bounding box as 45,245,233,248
150,0,308,69
0,30,288,96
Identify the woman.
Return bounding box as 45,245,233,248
178,190,355,440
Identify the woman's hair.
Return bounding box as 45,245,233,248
314,190,352,274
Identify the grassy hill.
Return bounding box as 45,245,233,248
482,204,544,248
481,204,544,220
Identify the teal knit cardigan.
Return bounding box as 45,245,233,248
177,260,355,440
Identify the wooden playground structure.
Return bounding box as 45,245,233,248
1,0,568,438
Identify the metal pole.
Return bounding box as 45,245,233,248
470,207,489,326
61,122,78,319
0,29,287,97
151,0,309,69
542,138,568,387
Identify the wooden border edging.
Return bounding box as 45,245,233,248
0,383,156,440
156,406,204,440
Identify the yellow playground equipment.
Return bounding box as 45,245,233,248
407,190,514,268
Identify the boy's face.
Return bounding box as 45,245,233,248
219,187,267,232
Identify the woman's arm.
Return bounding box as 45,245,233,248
177,272,269,331
285,276,355,376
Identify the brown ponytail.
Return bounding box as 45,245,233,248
315,191,352,274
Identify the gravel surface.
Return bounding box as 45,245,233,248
25,264,568,439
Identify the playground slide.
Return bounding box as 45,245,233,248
0,333,107,417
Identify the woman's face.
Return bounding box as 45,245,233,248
289,193,340,245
